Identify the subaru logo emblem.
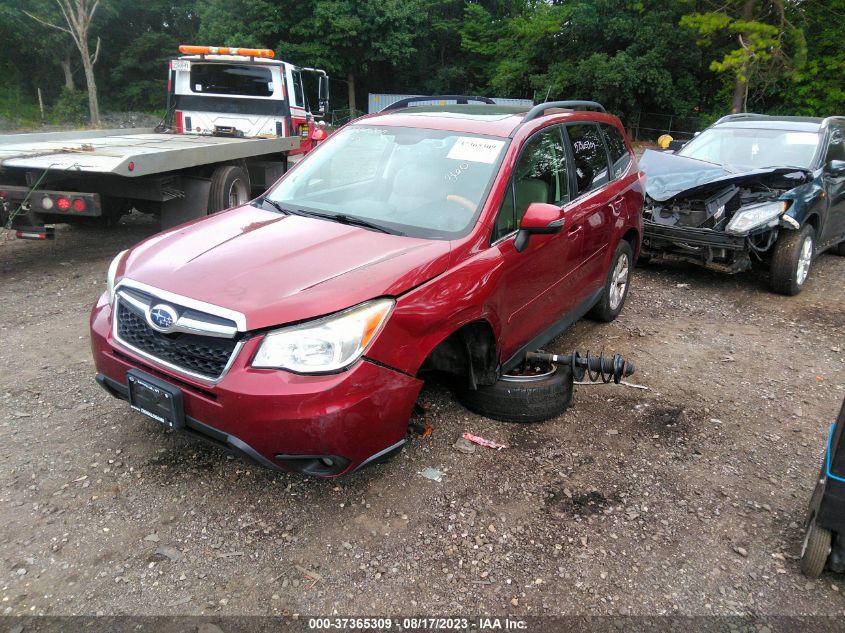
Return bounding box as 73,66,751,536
148,304,178,332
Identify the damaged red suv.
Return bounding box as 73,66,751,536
90,97,644,477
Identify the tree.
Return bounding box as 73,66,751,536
681,0,803,113
782,0,845,115
460,1,702,125
24,0,103,125
283,0,422,112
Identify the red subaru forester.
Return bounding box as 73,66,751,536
90,97,644,477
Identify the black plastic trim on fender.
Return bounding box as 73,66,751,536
500,288,603,375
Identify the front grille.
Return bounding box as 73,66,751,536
116,300,239,380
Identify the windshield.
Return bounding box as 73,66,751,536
265,125,508,239
678,127,820,170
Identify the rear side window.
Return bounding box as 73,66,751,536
566,124,610,196
600,123,631,178
190,64,273,97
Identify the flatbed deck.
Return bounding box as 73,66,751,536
0,128,300,177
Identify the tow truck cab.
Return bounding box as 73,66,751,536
169,45,330,153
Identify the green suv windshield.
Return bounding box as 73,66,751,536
678,126,820,171
265,125,508,239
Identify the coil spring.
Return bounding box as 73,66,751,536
571,351,629,384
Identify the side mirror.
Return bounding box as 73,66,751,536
318,75,330,114
826,159,845,177
514,202,564,252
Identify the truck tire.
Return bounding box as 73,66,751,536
588,240,633,322
208,165,251,214
770,224,814,296
834,240,845,256
800,515,832,578
455,364,573,423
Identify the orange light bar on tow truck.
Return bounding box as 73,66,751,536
178,45,275,58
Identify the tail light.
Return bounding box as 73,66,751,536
175,110,184,134
56,197,71,211
72,198,86,212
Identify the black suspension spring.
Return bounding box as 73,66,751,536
525,350,634,384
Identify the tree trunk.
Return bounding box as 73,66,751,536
79,39,100,126
730,71,747,113
730,0,756,113
61,58,74,90
347,71,356,113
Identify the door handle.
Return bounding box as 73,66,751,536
567,224,582,235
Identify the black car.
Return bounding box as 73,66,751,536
640,114,845,295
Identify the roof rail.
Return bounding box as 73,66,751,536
713,112,767,125
380,95,496,112
522,100,606,123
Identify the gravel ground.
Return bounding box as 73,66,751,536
0,215,844,618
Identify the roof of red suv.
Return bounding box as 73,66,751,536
358,104,618,138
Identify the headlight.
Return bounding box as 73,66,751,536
725,201,788,235
251,298,394,373
106,249,128,304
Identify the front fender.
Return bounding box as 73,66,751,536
366,248,505,376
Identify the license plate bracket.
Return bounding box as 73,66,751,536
126,370,185,430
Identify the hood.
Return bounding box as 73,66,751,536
122,205,451,330
639,149,811,202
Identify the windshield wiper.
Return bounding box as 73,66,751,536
324,213,404,235
259,198,403,235
258,197,292,215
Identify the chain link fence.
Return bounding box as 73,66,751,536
627,111,703,142
330,108,365,126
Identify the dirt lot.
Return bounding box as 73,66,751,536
1,215,844,618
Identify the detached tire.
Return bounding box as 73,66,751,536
800,515,832,578
589,240,633,322
208,165,251,214
770,224,814,295
456,365,573,423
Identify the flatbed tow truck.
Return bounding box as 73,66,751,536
0,45,329,239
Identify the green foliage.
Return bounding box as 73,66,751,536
780,0,845,116
51,87,89,125
681,11,779,82
111,32,178,111
0,0,842,130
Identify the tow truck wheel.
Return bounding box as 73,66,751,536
800,514,832,578
208,165,251,214
455,364,573,423
588,240,633,322
770,224,814,296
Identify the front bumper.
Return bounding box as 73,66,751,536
642,220,757,273
90,297,423,477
